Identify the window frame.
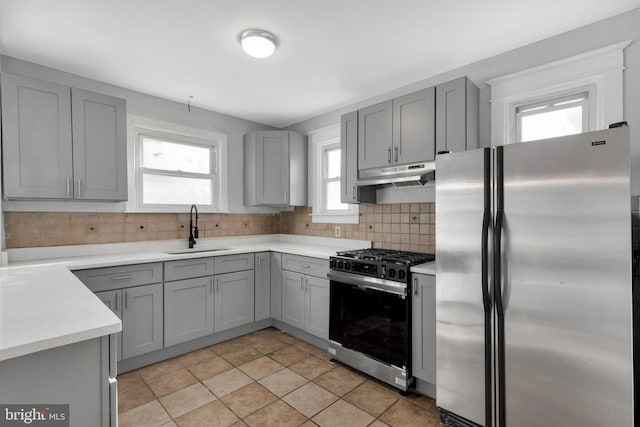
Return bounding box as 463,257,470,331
309,124,359,224
514,90,590,143
128,115,228,213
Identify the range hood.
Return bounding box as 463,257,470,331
356,162,436,187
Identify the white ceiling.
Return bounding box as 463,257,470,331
1,0,638,127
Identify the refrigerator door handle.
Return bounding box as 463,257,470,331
494,145,506,427
481,148,493,427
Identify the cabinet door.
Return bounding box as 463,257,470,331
1,73,73,199
214,270,255,332
393,88,435,165
341,112,376,205
122,283,163,359
256,131,289,204
96,290,123,361
358,100,392,170
281,270,305,329
412,274,436,384
270,252,282,321
254,252,271,321
436,77,467,154
71,88,127,201
304,275,329,340
164,277,214,347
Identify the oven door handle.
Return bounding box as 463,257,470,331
327,272,407,297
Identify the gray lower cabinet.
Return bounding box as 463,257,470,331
95,290,123,361
122,283,164,359
411,273,436,384
214,270,255,333
1,73,127,201
281,270,306,330
164,277,215,347
281,259,330,340
244,130,308,206
435,76,479,154
270,252,282,321
304,275,330,340
254,252,271,321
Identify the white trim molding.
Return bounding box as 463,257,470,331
488,40,630,146
308,124,359,224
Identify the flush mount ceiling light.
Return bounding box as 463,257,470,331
240,29,277,59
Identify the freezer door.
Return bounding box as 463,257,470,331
436,147,492,426
499,128,633,426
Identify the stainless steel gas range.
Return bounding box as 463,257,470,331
327,249,435,392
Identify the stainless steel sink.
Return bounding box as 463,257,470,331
164,248,231,255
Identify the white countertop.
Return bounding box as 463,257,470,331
0,234,369,362
411,261,436,275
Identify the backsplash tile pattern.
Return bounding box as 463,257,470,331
4,203,435,253
278,203,435,253
4,212,278,248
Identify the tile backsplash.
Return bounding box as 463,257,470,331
4,203,436,253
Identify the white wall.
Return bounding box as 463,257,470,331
0,55,279,213
288,8,640,195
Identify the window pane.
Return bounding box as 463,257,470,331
143,174,212,204
519,105,583,142
326,148,341,179
142,138,210,173
326,181,348,210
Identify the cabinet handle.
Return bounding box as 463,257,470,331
210,278,213,294
394,146,398,162
300,276,304,290
284,191,288,202
77,179,82,197
66,178,71,197
414,277,419,296
216,277,219,293
305,278,309,292
298,264,311,269
352,185,356,200
114,292,118,311
124,291,128,309
111,275,134,281
257,256,261,268
387,147,392,164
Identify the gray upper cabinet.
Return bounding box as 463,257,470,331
164,277,214,347
71,88,127,200
214,270,255,333
244,130,307,206
357,89,435,171
358,100,393,170
122,283,163,359
1,73,73,199
340,111,375,204
393,88,435,164
435,76,479,154
254,252,271,322
412,273,436,384
1,73,127,201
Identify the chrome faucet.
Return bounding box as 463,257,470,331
188,204,199,248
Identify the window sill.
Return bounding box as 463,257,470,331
311,213,359,224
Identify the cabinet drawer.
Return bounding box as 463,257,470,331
164,257,214,282
281,254,328,278
214,253,255,274
73,263,163,292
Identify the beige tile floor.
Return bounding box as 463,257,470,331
117,327,442,427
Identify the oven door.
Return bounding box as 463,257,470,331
328,271,410,369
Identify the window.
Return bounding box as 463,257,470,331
515,92,588,142
488,41,627,146
310,124,358,224
129,115,228,212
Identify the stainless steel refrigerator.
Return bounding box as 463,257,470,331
435,127,634,427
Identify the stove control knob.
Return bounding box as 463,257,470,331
388,268,396,278
345,262,351,270
337,260,344,269
398,270,406,280
330,259,337,268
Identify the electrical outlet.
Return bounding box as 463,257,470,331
335,226,341,237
